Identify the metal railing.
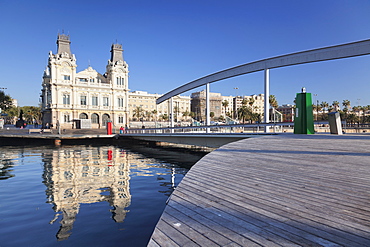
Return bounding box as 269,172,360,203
120,120,370,136
125,122,295,135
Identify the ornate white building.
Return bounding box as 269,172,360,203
41,34,129,129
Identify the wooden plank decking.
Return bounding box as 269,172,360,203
148,134,370,246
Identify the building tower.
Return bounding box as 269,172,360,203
105,43,129,127
41,34,77,127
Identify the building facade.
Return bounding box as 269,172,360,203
190,91,265,122
128,91,191,122
221,95,234,118
277,104,295,122
41,34,129,129
191,90,222,121
233,94,264,117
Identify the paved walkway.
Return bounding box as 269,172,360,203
0,128,114,145
148,134,370,246
0,127,109,135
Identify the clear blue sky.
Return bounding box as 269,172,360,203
1,0,369,107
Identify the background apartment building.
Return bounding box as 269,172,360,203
233,94,264,117
128,91,191,122
277,104,295,122
190,91,265,122
221,96,234,118
190,90,222,121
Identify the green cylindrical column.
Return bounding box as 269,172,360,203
294,88,314,134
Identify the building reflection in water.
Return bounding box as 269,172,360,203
0,158,15,180
42,146,131,241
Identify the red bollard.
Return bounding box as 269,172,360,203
107,122,112,135
107,150,113,160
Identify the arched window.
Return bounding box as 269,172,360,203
103,97,109,106
63,94,70,105
91,113,99,124
102,114,110,127
118,97,124,107
116,77,124,86
80,95,87,105
64,113,70,123
79,113,88,119
118,115,124,124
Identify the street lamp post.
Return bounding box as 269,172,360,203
313,94,318,121
357,98,361,121
317,99,319,121
233,87,239,97
233,87,239,119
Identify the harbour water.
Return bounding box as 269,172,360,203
0,144,205,246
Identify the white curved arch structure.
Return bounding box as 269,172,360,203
158,39,370,103
157,39,370,129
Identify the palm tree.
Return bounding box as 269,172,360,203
347,113,359,126
174,106,180,122
222,100,229,117
250,113,259,123
145,111,152,121
342,99,351,110
320,101,329,113
332,101,340,111
182,110,190,121
256,113,263,123
0,90,13,111
152,109,158,121
21,106,41,124
269,95,278,109
360,106,368,123
312,104,317,113
241,98,249,106
313,104,322,120
317,105,322,117
237,105,252,124
160,114,168,121
4,106,18,124
365,116,370,124
352,106,362,126
269,95,278,122
327,105,333,113
248,97,255,108
342,100,351,122
133,106,144,121
352,106,360,114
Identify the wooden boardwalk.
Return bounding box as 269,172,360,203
148,134,370,246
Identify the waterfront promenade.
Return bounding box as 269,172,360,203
148,134,370,246
0,127,114,145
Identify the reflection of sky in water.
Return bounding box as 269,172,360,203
0,145,192,246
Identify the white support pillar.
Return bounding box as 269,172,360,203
206,83,210,133
125,89,129,126
170,97,174,128
264,68,270,133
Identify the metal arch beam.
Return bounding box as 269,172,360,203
157,39,370,104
